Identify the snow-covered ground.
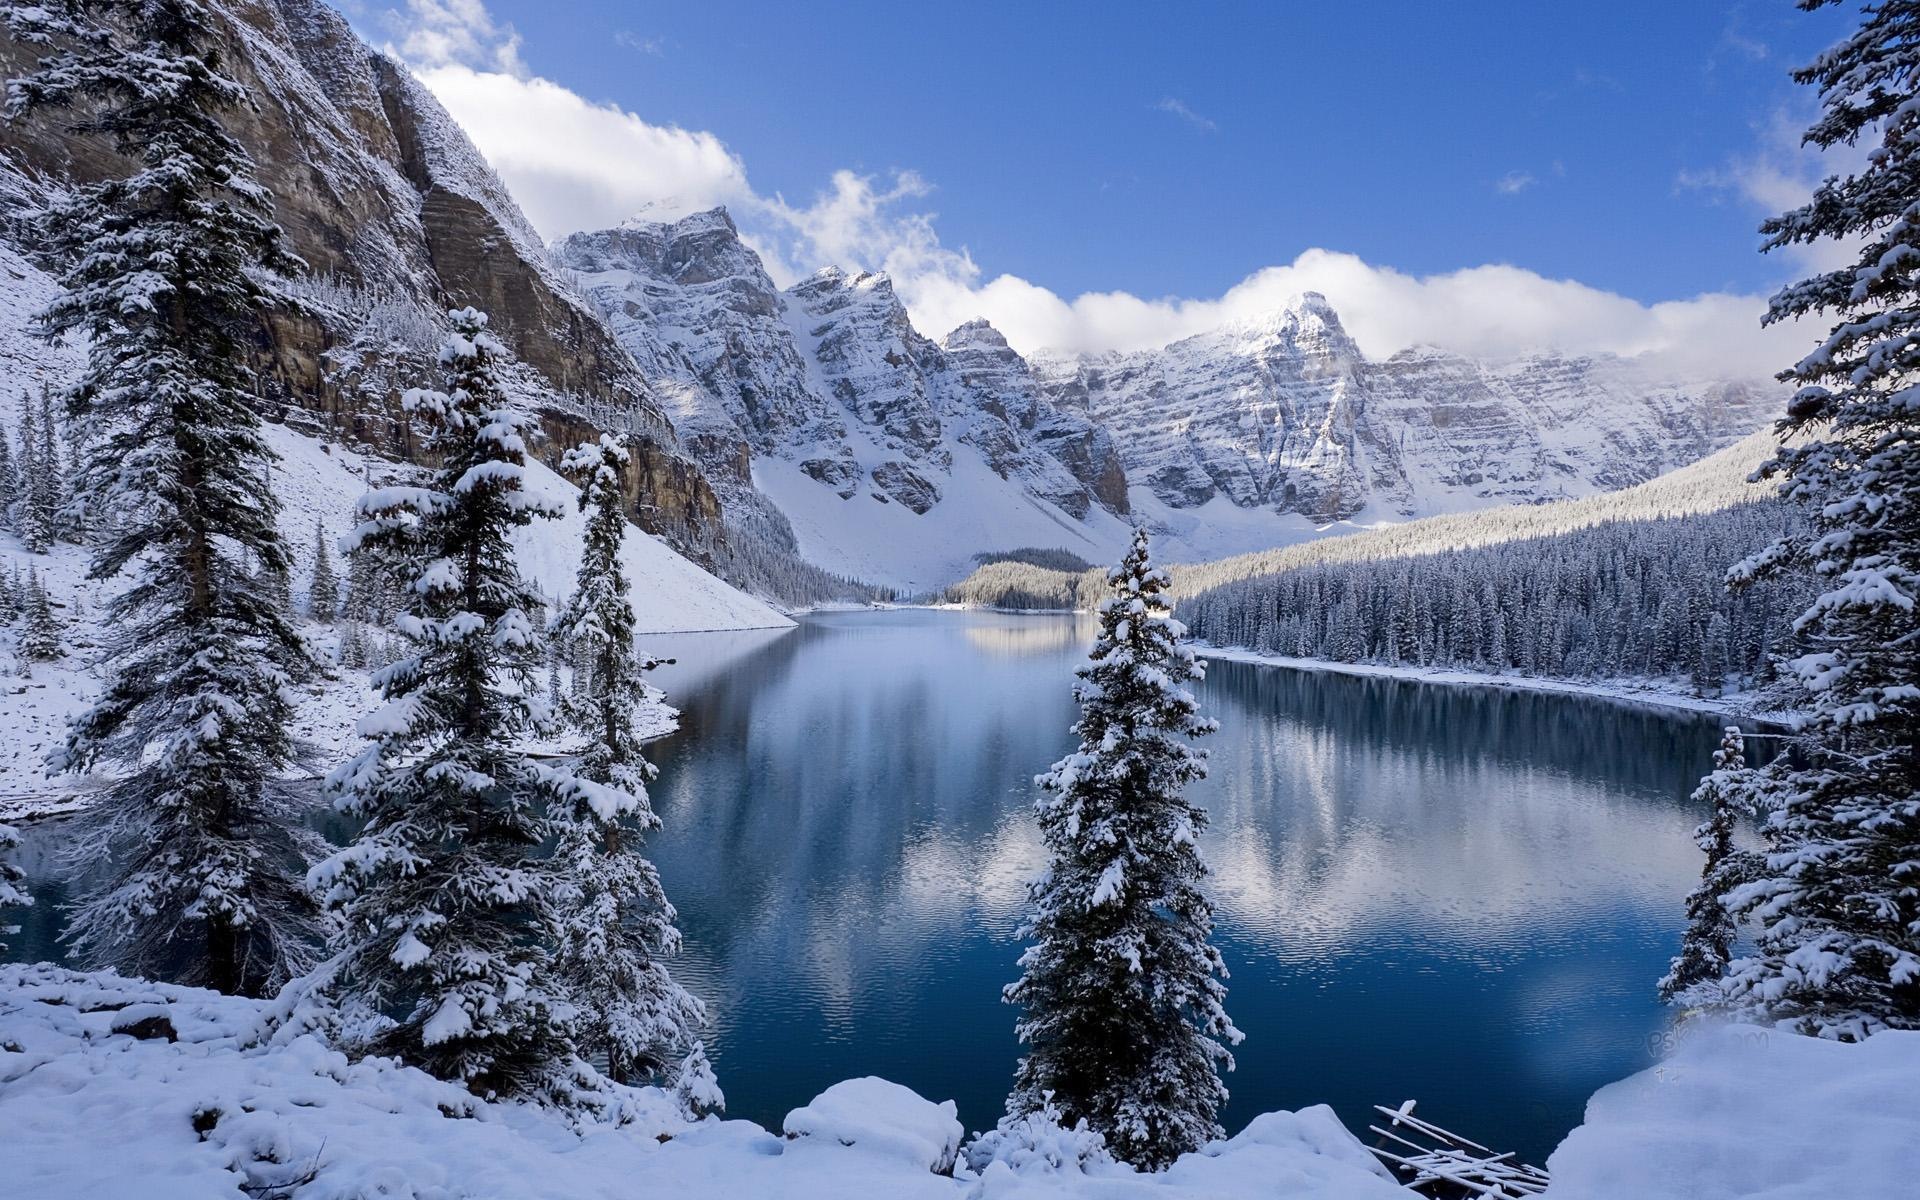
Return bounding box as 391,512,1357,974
260,420,791,636
1544,1022,1920,1199
1191,642,1777,722
1,962,1912,1199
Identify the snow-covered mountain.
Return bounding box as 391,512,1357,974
557,210,1779,589
555,212,1134,589
0,3,1780,597
1030,293,1777,525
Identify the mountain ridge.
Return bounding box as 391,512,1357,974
556,205,1782,587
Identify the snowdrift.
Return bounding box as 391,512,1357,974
4,963,1915,1199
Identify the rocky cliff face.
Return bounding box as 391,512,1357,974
1031,293,1778,523
0,0,723,556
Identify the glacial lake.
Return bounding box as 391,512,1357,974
7,608,1743,1165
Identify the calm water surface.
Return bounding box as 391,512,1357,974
9,609,1739,1164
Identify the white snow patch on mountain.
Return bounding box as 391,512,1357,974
754,451,1130,593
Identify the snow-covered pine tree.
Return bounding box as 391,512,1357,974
337,620,366,669
34,387,67,544
1660,727,1758,1004
1711,0,1920,1038
7,0,322,996
673,1041,725,1119
544,658,565,735
20,567,64,662
14,403,48,553
308,519,338,624
260,554,293,615
1005,528,1240,1171
0,819,29,951
548,434,703,1083
311,309,590,1102
0,424,16,531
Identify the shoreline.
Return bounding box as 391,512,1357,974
821,604,1792,725
1192,641,1790,724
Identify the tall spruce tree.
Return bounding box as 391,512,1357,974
308,519,338,624
6,0,320,994
1709,0,1920,1038
1660,727,1758,1004
311,310,592,1102
0,424,16,532
1004,528,1240,1170
549,435,704,1083
14,403,49,553
20,567,64,662
34,387,66,543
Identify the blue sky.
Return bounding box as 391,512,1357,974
475,1,1836,303
360,1,1856,372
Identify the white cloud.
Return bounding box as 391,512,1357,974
385,2,1804,381
413,65,755,237
383,0,526,76
1495,170,1537,195
1154,96,1218,134
615,31,665,56
897,250,1800,380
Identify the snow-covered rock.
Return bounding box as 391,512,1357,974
783,1077,965,1174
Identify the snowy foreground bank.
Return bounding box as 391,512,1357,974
4,965,1915,1199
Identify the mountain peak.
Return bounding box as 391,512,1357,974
1288,290,1337,317
619,204,737,235
1221,292,1355,353
942,318,1009,351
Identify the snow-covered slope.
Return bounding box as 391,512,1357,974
1030,293,1779,525
754,449,1129,592
262,423,789,636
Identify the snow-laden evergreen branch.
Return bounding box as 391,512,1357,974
1702,0,1920,1039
